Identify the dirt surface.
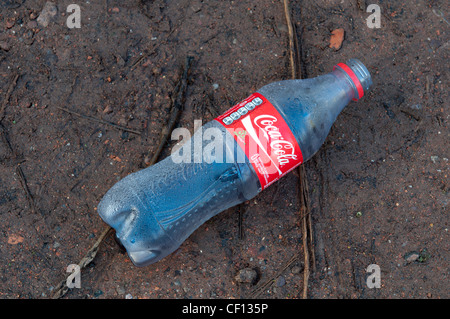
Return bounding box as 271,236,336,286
0,0,448,299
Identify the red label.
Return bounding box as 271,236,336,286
215,93,303,190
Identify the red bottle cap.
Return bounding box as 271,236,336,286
334,62,365,101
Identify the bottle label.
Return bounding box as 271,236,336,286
215,92,303,190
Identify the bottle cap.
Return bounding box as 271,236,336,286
334,59,372,101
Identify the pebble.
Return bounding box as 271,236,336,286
20,99,32,108
291,264,303,274
116,285,126,295
0,41,11,51
276,275,286,287
103,105,113,114
234,268,258,284
190,1,202,13
27,20,38,29
37,2,58,28
5,18,15,29
404,251,420,263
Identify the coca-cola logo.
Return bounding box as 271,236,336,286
253,115,297,166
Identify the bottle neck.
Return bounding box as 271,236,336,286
333,59,372,101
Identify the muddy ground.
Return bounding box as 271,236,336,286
0,0,448,299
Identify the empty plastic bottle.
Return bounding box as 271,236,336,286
98,58,372,266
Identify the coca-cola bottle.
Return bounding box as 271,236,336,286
98,58,372,266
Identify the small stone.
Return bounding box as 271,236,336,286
27,20,38,29
125,293,133,299
234,268,258,284
291,265,303,274
116,285,126,295
0,41,11,51
5,18,15,29
190,1,202,13
276,275,286,287
20,99,32,108
152,67,162,75
404,251,420,263
103,105,113,114
37,2,58,28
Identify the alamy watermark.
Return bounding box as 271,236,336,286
366,264,381,288
366,4,381,29
62,3,380,29
66,264,81,289
66,4,81,29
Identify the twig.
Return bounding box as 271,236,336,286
0,122,15,157
250,254,299,298
56,106,142,135
238,203,245,240
51,57,194,299
144,56,194,166
283,0,314,299
130,17,186,71
16,164,38,215
283,0,297,79
298,166,314,298
0,73,19,121
51,225,113,299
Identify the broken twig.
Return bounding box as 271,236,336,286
0,72,19,121
51,225,113,299
283,0,315,299
56,106,142,135
51,57,194,299
16,164,38,215
144,56,194,166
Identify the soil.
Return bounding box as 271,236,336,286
0,0,448,299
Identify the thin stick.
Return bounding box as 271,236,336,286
145,56,194,166
16,164,38,215
0,73,19,121
238,203,245,240
250,254,299,298
56,106,142,135
51,225,113,299
130,17,186,71
0,122,15,157
283,0,297,79
283,0,314,299
51,57,194,299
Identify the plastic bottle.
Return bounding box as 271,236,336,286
98,58,372,266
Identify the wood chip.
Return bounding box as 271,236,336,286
329,28,345,50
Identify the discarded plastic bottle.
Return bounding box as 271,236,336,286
98,58,372,266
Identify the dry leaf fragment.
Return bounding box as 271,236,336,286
8,234,24,245
329,28,345,50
